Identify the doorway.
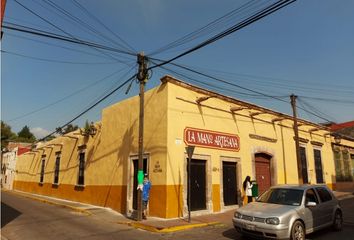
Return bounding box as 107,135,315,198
314,149,324,183
223,161,237,206
300,147,309,183
255,153,272,195
132,158,148,210
187,159,206,211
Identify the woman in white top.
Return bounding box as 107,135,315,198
243,176,253,203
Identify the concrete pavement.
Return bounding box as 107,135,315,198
3,189,354,233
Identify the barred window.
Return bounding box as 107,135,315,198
78,152,85,186
54,155,61,184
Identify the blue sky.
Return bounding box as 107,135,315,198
1,0,354,138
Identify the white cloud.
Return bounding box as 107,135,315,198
31,127,51,139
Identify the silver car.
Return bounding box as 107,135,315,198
233,185,342,239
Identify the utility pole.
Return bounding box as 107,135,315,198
136,52,148,221
290,94,303,184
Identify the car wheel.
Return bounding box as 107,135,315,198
333,210,343,231
291,221,305,240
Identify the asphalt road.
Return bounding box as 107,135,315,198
1,191,354,240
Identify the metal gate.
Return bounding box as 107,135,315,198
223,162,237,205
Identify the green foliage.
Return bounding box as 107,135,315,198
63,124,79,134
17,125,36,143
1,121,17,150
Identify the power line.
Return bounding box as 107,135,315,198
150,58,336,123
151,57,289,103
149,0,261,56
71,0,136,54
2,50,118,64
6,66,133,122
2,24,135,57
38,0,134,54
12,0,134,64
5,31,124,60
38,73,137,142
148,0,296,70
297,98,337,123
298,96,354,104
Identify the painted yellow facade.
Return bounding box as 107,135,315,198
14,75,342,218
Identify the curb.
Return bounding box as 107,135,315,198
337,193,354,201
3,190,92,216
123,221,220,233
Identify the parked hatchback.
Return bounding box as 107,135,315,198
233,185,342,239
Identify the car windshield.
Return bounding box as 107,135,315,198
257,188,304,206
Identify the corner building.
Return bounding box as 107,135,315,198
14,75,337,218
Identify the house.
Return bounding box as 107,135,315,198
14,75,343,218
1,142,30,190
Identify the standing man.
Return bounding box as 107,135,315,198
142,174,151,219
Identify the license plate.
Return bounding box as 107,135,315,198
244,224,256,231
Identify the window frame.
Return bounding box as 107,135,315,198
53,152,61,185
39,157,45,184
77,151,85,186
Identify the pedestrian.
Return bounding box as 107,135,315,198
142,174,151,220
243,176,253,203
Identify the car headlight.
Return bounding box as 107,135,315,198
234,212,242,219
266,217,280,225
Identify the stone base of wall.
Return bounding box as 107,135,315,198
334,181,354,192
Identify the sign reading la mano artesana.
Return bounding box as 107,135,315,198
184,127,240,151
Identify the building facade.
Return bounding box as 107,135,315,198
14,75,340,218
1,143,30,190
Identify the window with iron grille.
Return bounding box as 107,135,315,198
78,152,85,185
54,154,61,184
40,158,45,183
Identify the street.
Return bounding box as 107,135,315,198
1,191,354,240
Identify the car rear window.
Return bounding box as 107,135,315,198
316,187,332,202
257,188,304,206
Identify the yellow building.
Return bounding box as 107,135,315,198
14,75,339,218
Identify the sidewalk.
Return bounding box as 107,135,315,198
3,189,353,233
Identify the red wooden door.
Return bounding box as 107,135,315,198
255,153,272,195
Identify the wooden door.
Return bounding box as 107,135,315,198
255,153,271,195
223,162,237,205
188,159,206,211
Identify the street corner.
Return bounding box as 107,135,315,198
7,190,92,216
127,221,220,233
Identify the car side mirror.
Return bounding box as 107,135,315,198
306,201,317,207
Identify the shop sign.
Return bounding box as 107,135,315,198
184,127,240,152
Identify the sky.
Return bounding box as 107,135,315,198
1,0,354,139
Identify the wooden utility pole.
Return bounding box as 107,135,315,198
290,94,303,184
136,52,147,221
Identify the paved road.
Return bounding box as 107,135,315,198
1,191,354,240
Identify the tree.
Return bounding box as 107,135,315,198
63,124,79,134
17,125,36,143
1,121,17,150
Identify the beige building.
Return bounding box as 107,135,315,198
14,75,341,218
